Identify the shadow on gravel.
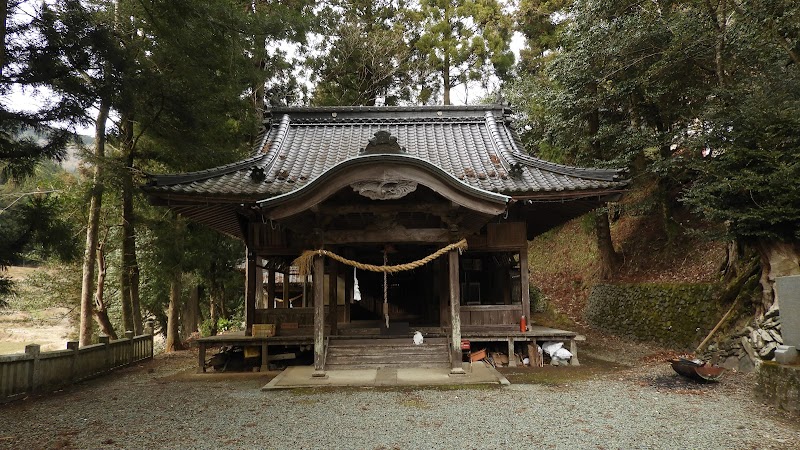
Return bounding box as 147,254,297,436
497,355,627,385
643,374,720,393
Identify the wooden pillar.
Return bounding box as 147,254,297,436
255,257,264,308
260,342,269,372
283,270,291,307
244,247,257,336
329,262,338,335
448,249,465,375
267,269,276,309
520,244,531,330
344,265,352,324
302,274,309,308
312,255,327,377
508,337,517,367
437,259,449,327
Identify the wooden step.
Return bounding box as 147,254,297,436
325,362,449,369
325,337,450,369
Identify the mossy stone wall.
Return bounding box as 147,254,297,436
585,283,720,349
757,362,800,412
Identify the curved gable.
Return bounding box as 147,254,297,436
257,154,510,220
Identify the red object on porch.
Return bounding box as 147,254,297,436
520,315,527,332
461,339,471,351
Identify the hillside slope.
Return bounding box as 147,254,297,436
528,204,726,329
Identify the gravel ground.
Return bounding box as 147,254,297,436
1,349,798,450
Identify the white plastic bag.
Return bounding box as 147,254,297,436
541,341,563,357
554,347,573,360
413,331,424,345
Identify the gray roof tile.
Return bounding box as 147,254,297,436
144,105,628,199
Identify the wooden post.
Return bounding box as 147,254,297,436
570,339,581,366
312,255,327,377
448,250,465,375
99,335,110,372
302,274,309,308
344,264,352,324
329,262,338,335
255,257,264,308
198,342,206,373
126,330,135,365
283,270,291,308
520,244,531,330
244,247,257,336
261,342,269,372
267,269,276,309
437,259,449,328
67,341,79,381
145,324,154,359
25,344,41,393
508,337,517,367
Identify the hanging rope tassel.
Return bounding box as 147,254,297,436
293,238,468,276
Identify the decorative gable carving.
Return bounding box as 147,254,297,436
360,130,406,155
351,179,418,200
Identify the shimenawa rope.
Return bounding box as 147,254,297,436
293,238,468,276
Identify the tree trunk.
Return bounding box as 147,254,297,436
165,268,184,352
443,53,451,106
209,286,219,336
79,101,110,347
181,284,200,339
1,0,8,77
755,239,800,314
93,242,117,339
249,3,267,132
165,217,185,352
595,208,619,280
118,116,136,334
585,82,618,279
707,0,728,86
130,262,143,334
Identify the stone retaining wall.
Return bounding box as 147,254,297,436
585,283,720,349
757,362,800,412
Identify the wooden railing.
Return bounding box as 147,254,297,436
459,304,522,326
0,331,154,404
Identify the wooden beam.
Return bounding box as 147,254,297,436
263,164,507,220
313,255,326,376
315,202,457,216
448,249,465,375
323,228,451,244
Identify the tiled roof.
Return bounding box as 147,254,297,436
143,105,627,199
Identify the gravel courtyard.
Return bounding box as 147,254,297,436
1,349,798,450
